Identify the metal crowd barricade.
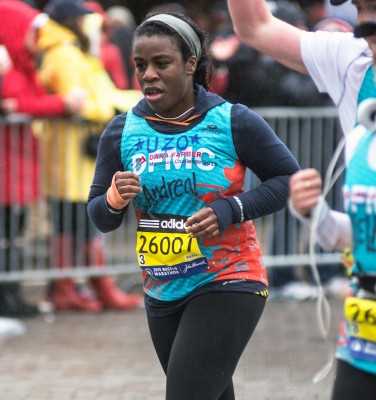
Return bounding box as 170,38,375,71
0,108,344,285
251,106,344,269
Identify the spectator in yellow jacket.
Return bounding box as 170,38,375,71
36,0,142,312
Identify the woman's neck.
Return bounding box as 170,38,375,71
154,106,195,121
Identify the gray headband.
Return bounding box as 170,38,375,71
145,14,202,60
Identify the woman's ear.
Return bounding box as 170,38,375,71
187,56,197,75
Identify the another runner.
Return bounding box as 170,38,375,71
289,19,376,400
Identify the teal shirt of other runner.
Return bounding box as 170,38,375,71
338,129,376,375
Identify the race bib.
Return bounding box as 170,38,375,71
344,296,376,362
136,212,208,280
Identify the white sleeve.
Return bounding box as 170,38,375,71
301,31,368,104
301,31,371,134
289,197,353,252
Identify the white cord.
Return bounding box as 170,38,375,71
309,135,347,383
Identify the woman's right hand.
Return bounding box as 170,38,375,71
289,168,322,217
115,171,142,202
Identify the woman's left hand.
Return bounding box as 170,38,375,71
185,207,220,239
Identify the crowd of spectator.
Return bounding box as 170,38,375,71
0,0,142,319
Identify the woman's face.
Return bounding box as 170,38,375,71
133,34,197,118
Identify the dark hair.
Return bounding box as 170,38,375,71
133,12,213,90
60,17,90,53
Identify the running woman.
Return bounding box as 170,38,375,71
88,11,300,400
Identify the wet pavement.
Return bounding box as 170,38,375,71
0,287,344,400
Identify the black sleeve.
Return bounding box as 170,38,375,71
87,114,130,233
208,103,300,232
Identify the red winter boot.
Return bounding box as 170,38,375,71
48,234,102,313
48,279,103,312
84,237,143,310
91,277,143,310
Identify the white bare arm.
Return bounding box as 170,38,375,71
227,0,308,73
